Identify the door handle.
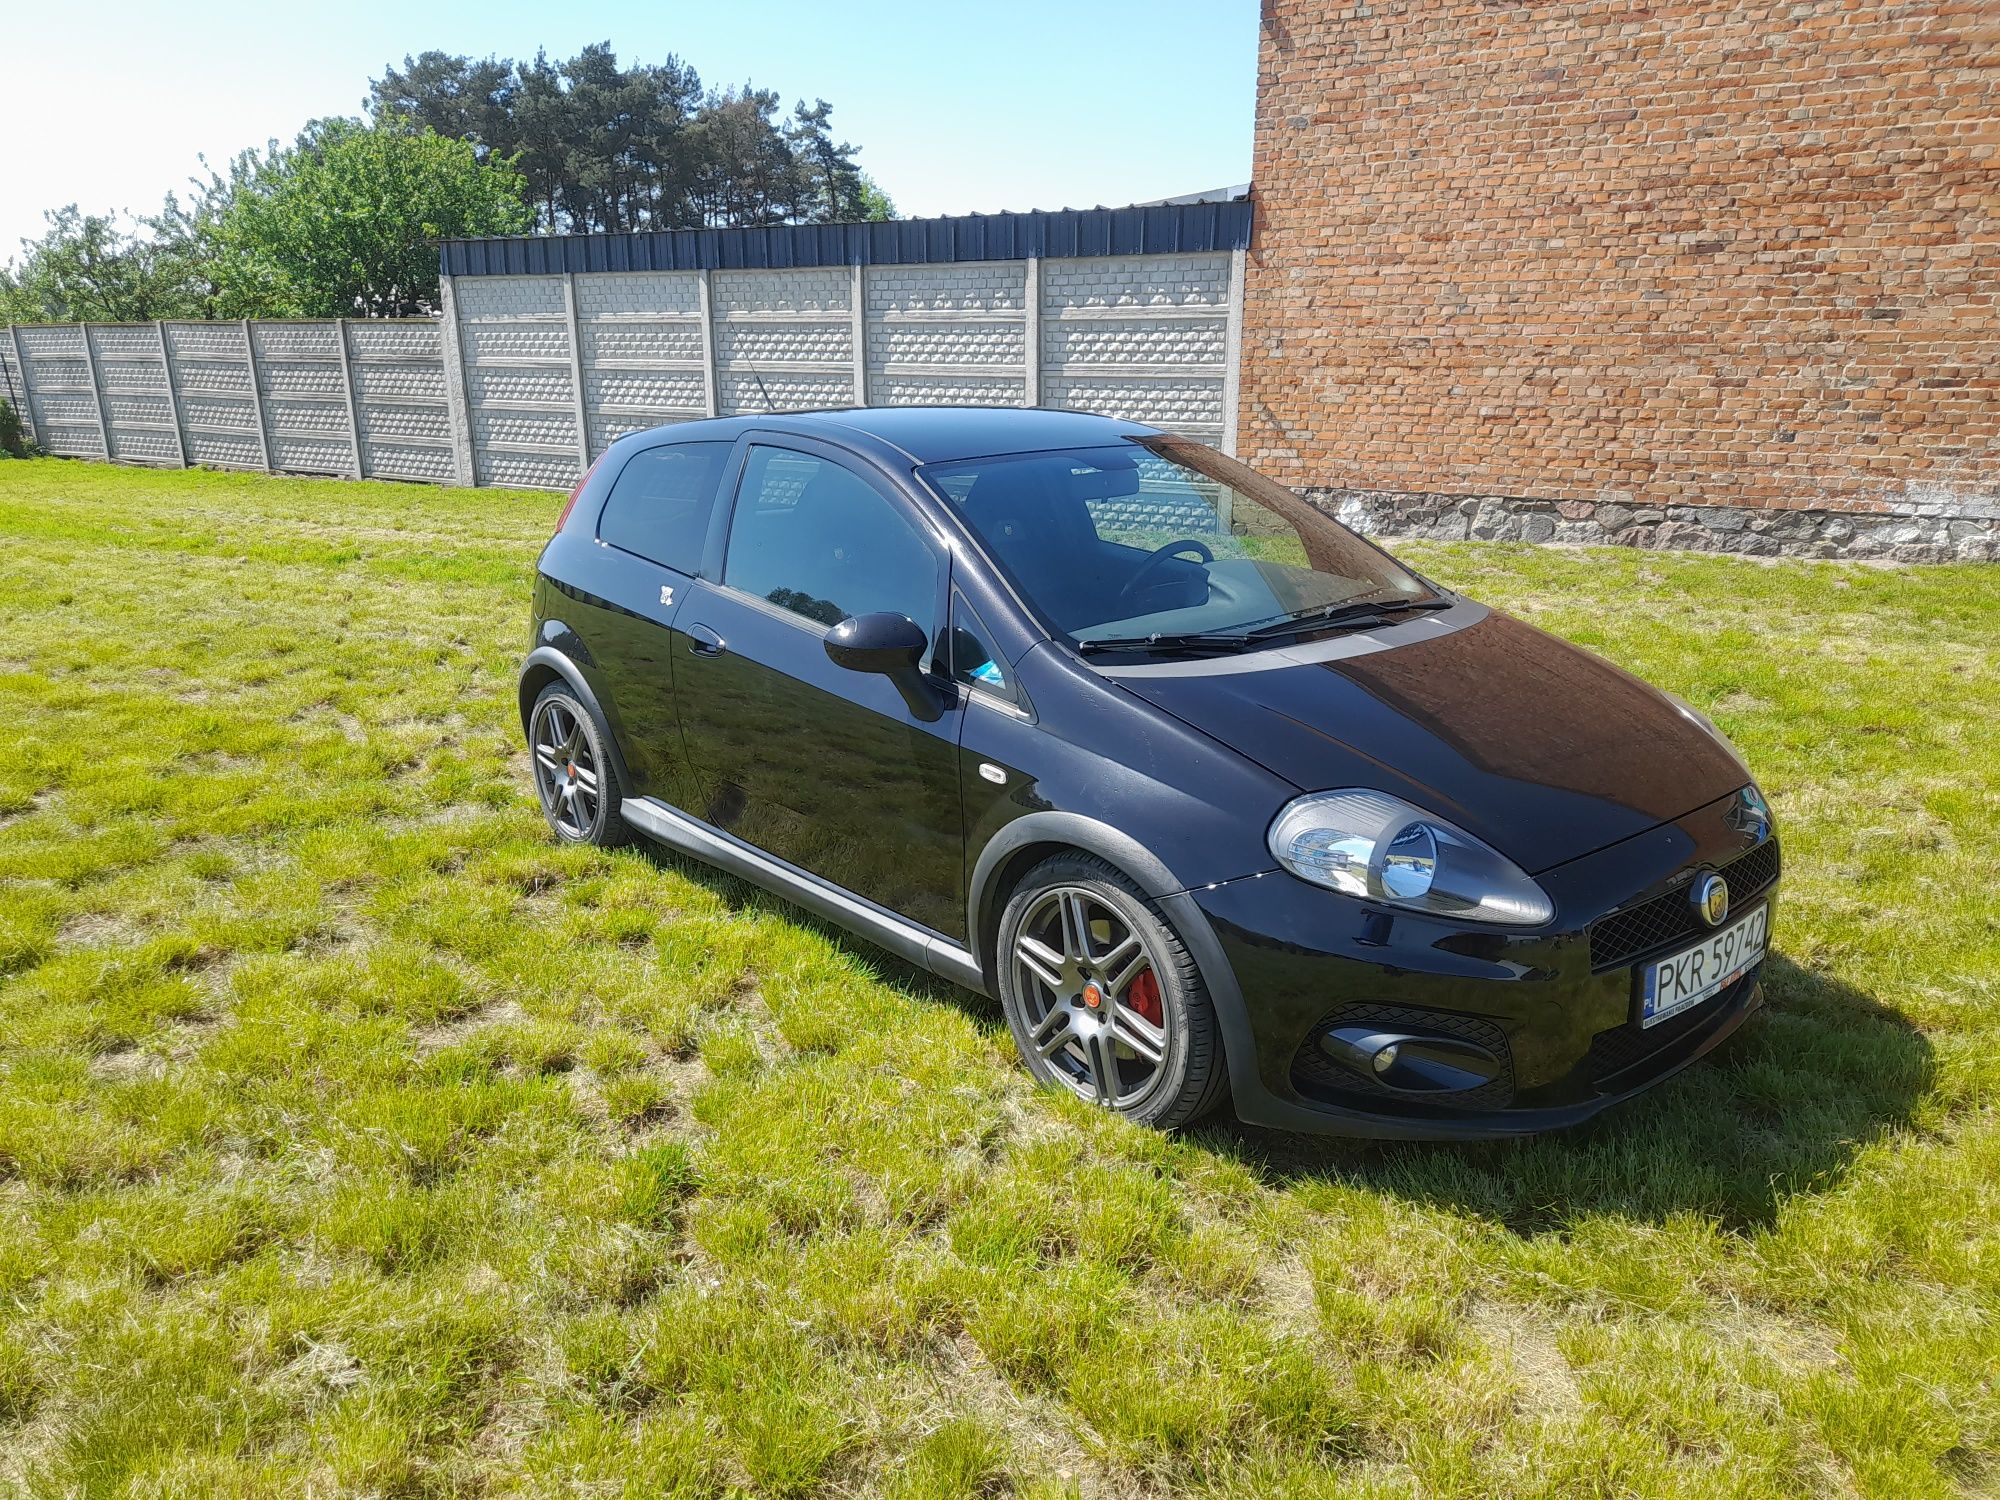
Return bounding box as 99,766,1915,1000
687,623,726,657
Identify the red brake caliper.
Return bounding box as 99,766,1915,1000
1127,968,1164,1027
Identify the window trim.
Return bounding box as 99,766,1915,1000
713,435,950,647
592,437,736,575
946,586,1020,708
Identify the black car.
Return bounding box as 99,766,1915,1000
520,407,1778,1138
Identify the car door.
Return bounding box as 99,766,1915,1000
672,437,965,937
567,438,734,808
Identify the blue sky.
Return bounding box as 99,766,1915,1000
2,0,1257,260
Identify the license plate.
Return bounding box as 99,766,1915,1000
1639,904,1768,1027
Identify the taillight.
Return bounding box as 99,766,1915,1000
554,456,604,534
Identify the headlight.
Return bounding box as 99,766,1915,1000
1267,789,1554,926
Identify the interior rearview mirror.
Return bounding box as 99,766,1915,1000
1066,461,1142,499
824,612,943,721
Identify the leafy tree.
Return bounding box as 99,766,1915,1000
200,117,532,317
2,43,897,324
365,45,895,233
789,100,866,223
0,207,206,322
366,51,515,151
687,88,808,227
854,175,898,223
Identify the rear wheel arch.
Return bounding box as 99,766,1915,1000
518,660,563,737
518,645,639,801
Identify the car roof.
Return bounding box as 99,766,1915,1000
627,406,1162,465
801,406,1162,463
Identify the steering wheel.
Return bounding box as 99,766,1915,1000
1116,539,1215,608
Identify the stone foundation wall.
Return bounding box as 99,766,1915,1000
1320,490,2000,565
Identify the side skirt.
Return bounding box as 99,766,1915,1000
619,797,988,993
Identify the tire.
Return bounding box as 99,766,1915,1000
996,851,1229,1129
527,680,633,848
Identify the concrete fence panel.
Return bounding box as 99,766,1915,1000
18,325,102,459
574,269,709,456
345,319,454,483
866,260,1030,410
5,244,1246,490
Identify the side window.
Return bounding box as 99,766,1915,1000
947,592,1015,702
596,441,732,573
723,447,939,631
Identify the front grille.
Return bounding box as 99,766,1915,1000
1291,1002,1515,1110
1587,973,1753,1080
1589,837,1781,971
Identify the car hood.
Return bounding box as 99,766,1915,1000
1107,605,1749,875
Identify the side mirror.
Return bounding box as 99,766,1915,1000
824,612,944,722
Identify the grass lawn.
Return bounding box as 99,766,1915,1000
0,456,1994,1499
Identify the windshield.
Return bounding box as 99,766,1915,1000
917,435,1435,649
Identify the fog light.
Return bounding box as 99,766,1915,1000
1322,1026,1504,1094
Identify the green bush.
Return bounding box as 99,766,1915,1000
0,396,25,459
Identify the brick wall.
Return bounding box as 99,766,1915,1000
1243,0,2000,560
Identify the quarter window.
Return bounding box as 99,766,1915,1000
948,593,1015,701
596,441,732,574
723,447,939,631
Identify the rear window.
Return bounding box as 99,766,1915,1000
596,442,732,573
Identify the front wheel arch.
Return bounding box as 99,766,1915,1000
967,813,1263,1112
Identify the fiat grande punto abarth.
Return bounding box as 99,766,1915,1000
519,407,1778,1137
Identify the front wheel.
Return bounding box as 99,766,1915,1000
528,681,633,847
996,852,1228,1129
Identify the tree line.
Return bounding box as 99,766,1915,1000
0,42,893,325
370,45,889,232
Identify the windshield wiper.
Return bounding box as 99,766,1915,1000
1075,596,1454,658
1234,595,1453,642
1074,631,1256,657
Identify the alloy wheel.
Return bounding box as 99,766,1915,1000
531,698,601,838
1011,885,1170,1108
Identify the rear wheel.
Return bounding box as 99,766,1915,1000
996,852,1227,1129
528,681,632,847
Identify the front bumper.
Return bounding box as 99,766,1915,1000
1194,788,1778,1140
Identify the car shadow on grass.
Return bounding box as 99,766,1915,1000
616,842,1931,1235
1196,952,1935,1235
630,842,987,1014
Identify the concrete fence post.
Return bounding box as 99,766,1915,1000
562,272,591,471
5,325,39,450
78,323,112,458
436,276,478,486
850,262,868,407
154,320,188,469
1022,256,1042,408
697,269,720,418
240,320,273,472
334,318,364,480
1222,246,1246,458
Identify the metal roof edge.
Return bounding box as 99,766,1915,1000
440,200,1252,277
